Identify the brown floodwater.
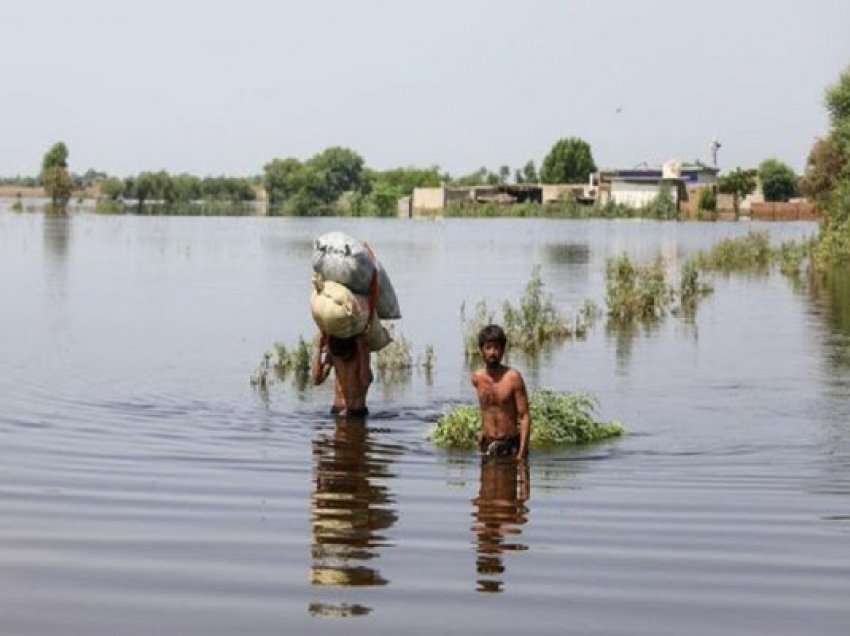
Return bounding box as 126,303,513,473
1,211,848,635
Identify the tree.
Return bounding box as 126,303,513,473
40,142,72,211
800,137,847,205
263,157,304,204
718,167,757,218
758,159,798,202
99,177,124,200
307,146,366,202
498,165,510,184
540,137,596,184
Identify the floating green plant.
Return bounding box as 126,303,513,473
430,390,623,450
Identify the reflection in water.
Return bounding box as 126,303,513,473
471,459,530,593
811,271,850,369
544,242,590,265
310,419,398,614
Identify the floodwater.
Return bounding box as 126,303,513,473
1,212,849,635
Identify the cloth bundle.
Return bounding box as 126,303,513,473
310,232,400,352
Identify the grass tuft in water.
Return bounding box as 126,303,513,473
250,336,314,389
692,231,773,272
429,390,624,450
606,255,673,323
462,267,574,356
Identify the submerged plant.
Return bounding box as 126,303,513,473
250,336,314,389
606,254,673,323
429,390,624,450
678,259,713,310
462,267,578,356
692,231,773,272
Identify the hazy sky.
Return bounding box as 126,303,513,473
1,0,848,177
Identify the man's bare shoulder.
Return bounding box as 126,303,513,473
504,367,526,387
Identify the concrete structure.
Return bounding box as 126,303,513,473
410,184,543,215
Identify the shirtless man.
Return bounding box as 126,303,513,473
312,333,372,417
471,324,531,459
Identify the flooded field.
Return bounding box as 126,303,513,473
1,212,849,635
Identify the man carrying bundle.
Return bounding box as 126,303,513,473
309,231,402,419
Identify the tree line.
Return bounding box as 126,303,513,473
16,133,807,216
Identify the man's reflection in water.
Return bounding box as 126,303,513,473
310,418,397,615
472,458,530,593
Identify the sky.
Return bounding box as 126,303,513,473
1,0,848,177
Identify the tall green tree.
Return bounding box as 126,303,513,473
758,159,798,202
308,146,366,202
263,157,305,205
801,137,847,205
718,167,757,218
540,138,596,184
40,141,72,211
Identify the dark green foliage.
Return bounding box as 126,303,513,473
263,147,367,215
758,159,798,202
430,390,623,450
41,142,68,171
540,137,596,184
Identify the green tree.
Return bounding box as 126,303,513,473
540,137,596,184
758,159,798,202
99,177,124,200
307,146,366,202
498,165,510,184
718,167,757,219
263,157,305,205
40,141,72,211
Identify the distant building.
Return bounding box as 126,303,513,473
599,161,719,210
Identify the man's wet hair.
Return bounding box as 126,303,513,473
478,324,507,349
328,335,356,361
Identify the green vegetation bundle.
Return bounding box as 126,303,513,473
429,390,623,450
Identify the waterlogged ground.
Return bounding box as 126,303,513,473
1,211,849,635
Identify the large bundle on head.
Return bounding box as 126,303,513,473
310,276,393,352
312,231,401,320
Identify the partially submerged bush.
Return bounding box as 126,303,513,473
606,254,673,323
692,231,772,272
430,390,623,450
678,259,713,310
376,328,413,372
462,267,575,356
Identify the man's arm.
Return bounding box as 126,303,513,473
312,333,331,385
514,372,531,459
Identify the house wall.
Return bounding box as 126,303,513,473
411,187,446,212
541,184,578,204
610,181,664,208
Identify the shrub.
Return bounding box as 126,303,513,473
429,390,624,450
606,254,672,323
691,231,772,272
462,267,572,356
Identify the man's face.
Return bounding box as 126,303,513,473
480,341,504,368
